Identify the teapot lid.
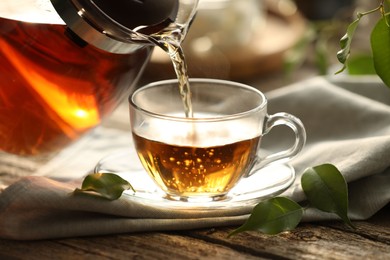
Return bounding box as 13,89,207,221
50,0,179,53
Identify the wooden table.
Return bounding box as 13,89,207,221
0,205,389,259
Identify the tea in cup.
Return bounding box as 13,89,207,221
129,79,306,202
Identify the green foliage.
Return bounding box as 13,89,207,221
301,164,354,228
229,164,354,237
385,0,390,26
347,54,376,75
283,21,340,77
75,165,353,236
371,15,390,87
284,1,390,87
74,173,134,200
314,36,329,75
228,197,303,237
336,18,361,74
283,26,317,76
335,2,390,88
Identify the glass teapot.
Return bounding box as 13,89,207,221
0,0,198,157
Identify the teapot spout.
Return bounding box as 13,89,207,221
132,0,199,44
50,0,198,53
174,0,199,40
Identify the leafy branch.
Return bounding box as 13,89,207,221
336,3,383,73
336,0,390,87
285,1,390,88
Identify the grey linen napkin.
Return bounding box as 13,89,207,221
0,76,389,240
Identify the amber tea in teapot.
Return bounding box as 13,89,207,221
0,16,151,156
0,0,197,157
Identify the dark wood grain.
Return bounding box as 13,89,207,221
0,206,388,259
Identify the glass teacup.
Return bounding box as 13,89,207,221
129,79,306,202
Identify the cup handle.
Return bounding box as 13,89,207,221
248,112,306,176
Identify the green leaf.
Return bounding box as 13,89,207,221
347,54,376,75
371,15,390,88
228,197,303,237
335,18,361,74
301,164,354,228
74,173,134,200
384,0,390,27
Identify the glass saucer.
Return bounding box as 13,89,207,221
94,148,295,210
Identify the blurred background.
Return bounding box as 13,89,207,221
142,0,379,90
